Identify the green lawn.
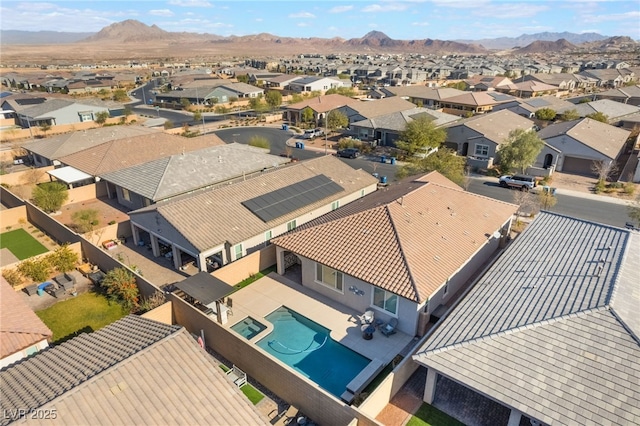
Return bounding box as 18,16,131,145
234,266,277,290
0,228,48,260
406,403,465,426
36,292,128,343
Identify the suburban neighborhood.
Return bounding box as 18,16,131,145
1,10,639,426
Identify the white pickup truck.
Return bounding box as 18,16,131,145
498,175,537,191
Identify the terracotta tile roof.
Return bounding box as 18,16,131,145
273,173,517,302
58,132,225,176
0,278,52,359
286,93,358,113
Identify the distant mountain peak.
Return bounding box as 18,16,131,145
81,19,170,43
362,31,391,40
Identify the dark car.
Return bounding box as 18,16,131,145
336,148,360,158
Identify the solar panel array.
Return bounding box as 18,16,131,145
242,174,344,223
15,97,46,106
526,98,551,108
489,93,513,101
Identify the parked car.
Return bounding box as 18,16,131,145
336,148,360,159
302,129,316,139
498,174,537,191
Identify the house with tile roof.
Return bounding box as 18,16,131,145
439,91,519,115
413,212,640,426
288,76,349,93
350,107,460,147
443,109,535,159
272,172,517,337
100,143,290,210
596,84,640,106
0,315,269,426
0,277,52,369
283,94,358,126
535,117,630,176
13,98,111,128
570,99,640,125
21,125,160,167
128,155,378,271
491,95,576,119
341,97,417,125
384,86,467,109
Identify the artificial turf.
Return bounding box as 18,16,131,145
36,292,128,343
0,228,49,260
406,403,465,426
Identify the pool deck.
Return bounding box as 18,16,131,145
226,273,414,367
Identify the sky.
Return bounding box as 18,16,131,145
1,0,639,41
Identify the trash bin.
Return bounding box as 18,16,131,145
542,185,550,194
299,142,305,149
37,288,44,296
380,155,386,163
295,142,300,148
390,157,396,165
551,187,557,196
282,124,289,130
380,176,388,184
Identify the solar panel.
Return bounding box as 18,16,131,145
15,98,46,105
490,93,513,101
0,91,13,98
242,174,343,222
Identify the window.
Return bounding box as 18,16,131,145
361,189,365,198
373,287,398,315
79,112,92,122
315,263,343,292
234,244,243,260
287,220,297,231
264,230,272,246
121,188,131,202
331,201,339,211
474,144,489,157
443,279,449,295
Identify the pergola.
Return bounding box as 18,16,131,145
47,166,93,188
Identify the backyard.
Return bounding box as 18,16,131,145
0,228,48,260
36,292,128,343
407,403,465,426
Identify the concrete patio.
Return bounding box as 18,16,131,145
225,273,413,366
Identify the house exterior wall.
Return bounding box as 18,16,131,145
114,185,148,211
0,339,49,369
543,135,613,172
44,104,110,126
532,145,561,170
294,254,419,336
445,125,484,156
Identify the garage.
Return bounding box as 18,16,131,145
561,156,596,176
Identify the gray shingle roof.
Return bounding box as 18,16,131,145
413,212,640,426
19,99,74,118
0,315,268,425
100,143,288,201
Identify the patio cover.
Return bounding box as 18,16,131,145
47,166,93,184
174,272,235,307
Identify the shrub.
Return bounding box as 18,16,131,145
17,258,51,282
594,179,606,194
101,267,140,311
32,181,68,213
624,181,636,196
47,244,78,273
108,220,116,225
336,138,372,154
2,268,23,287
138,292,166,313
72,209,99,233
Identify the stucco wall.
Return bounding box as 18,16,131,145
445,125,483,155
544,135,614,171
141,301,173,325
0,205,28,228
212,245,276,285
0,166,54,187
63,183,108,206
0,116,139,143
168,294,382,426
295,254,420,336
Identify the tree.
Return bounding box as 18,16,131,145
193,110,202,122
71,208,99,233
586,111,609,123
32,181,68,213
101,267,140,311
112,89,129,102
39,123,51,137
591,160,617,183
248,136,270,149
497,129,544,174
47,244,78,273
236,74,249,83
537,190,557,210
17,258,51,283
446,81,467,90
95,111,110,126
265,90,282,110
396,148,466,186
122,106,133,121
628,195,640,228
326,110,348,133
395,115,446,157
560,109,580,121
228,96,238,105
535,108,557,121
180,98,191,109
301,107,315,124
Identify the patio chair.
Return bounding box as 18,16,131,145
360,309,374,325
380,318,398,337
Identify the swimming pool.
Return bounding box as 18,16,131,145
231,317,267,340
257,306,370,397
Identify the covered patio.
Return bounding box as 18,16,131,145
47,166,93,188
173,272,235,322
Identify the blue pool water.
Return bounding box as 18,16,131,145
257,306,370,397
231,317,267,340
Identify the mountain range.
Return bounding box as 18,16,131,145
0,20,636,62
